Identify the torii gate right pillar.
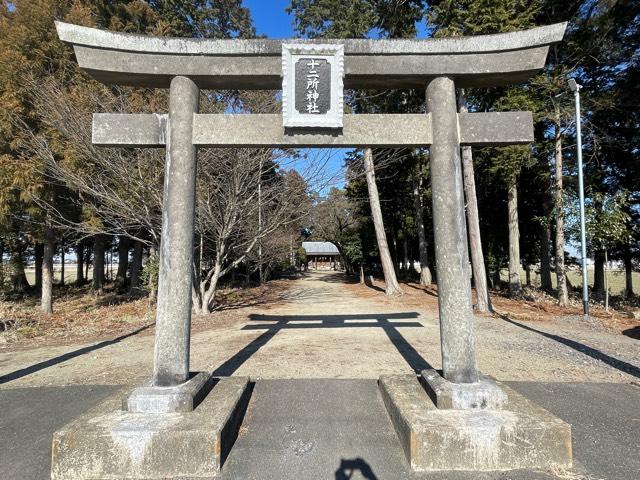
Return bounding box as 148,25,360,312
426,76,478,384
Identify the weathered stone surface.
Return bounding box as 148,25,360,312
420,369,508,410
92,112,533,148
55,21,567,89
458,111,533,145
51,376,251,479
125,371,215,413
379,374,572,471
153,76,199,387
427,76,478,384
193,114,429,148
92,113,167,147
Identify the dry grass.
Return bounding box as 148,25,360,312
0,277,295,348
348,275,640,335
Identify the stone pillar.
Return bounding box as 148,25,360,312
153,76,199,387
426,77,478,384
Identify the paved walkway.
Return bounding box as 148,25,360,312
1,380,638,479
0,271,639,478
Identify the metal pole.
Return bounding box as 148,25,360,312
574,84,590,319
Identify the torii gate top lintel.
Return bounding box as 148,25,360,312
55,21,566,89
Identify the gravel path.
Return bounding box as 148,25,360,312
1,271,638,388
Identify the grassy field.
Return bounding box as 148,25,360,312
501,267,637,295
24,266,96,286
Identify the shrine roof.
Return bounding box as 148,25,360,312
302,242,340,255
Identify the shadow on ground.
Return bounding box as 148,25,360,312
622,325,640,340
499,314,640,379
335,457,379,479
213,311,433,376
0,323,153,385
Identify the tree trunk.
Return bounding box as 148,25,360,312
540,220,553,291
360,263,365,284
593,250,605,294
201,264,222,314
59,246,65,286
75,242,84,286
624,244,634,297
507,178,522,296
84,246,91,282
461,147,490,311
492,264,501,289
402,236,409,278
9,245,29,292
0,241,4,290
458,91,491,311
554,120,569,306
604,249,609,311
363,148,402,296
412,167,432,286
93,235,105,294
129,240,143,293
148,244,157,305
524,263,532,287
391,231,400,278
115,236,130,290
41,230,55,314
35,243,43,293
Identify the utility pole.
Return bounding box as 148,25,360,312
568,78,589,320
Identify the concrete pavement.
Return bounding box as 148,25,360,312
1,379,638,479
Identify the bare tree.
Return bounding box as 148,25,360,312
310,187,359,274
192,148,312,314
20,77,323,314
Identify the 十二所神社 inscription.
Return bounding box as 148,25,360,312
282,43,344,128
295,58,331,114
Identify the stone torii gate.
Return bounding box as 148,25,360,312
52,21,571,479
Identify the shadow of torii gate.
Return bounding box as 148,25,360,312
213,311,434,377
55,20,567,392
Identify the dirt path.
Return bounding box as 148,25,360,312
1,271,638,388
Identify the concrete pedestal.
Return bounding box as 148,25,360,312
125,371,215,413
379,374,572,471
420,368,508,410
51,376,251,479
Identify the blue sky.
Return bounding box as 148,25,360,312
242,0,431,38
243,0,295,38
242,0,349,195
239,1,431,196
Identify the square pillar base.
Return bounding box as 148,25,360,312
125,371,215,413
420,368,508,410
51,376,251,479
379,374,572,471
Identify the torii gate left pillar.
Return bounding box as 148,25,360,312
153,76,198,387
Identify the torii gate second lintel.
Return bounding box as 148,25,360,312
55,22,566,401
